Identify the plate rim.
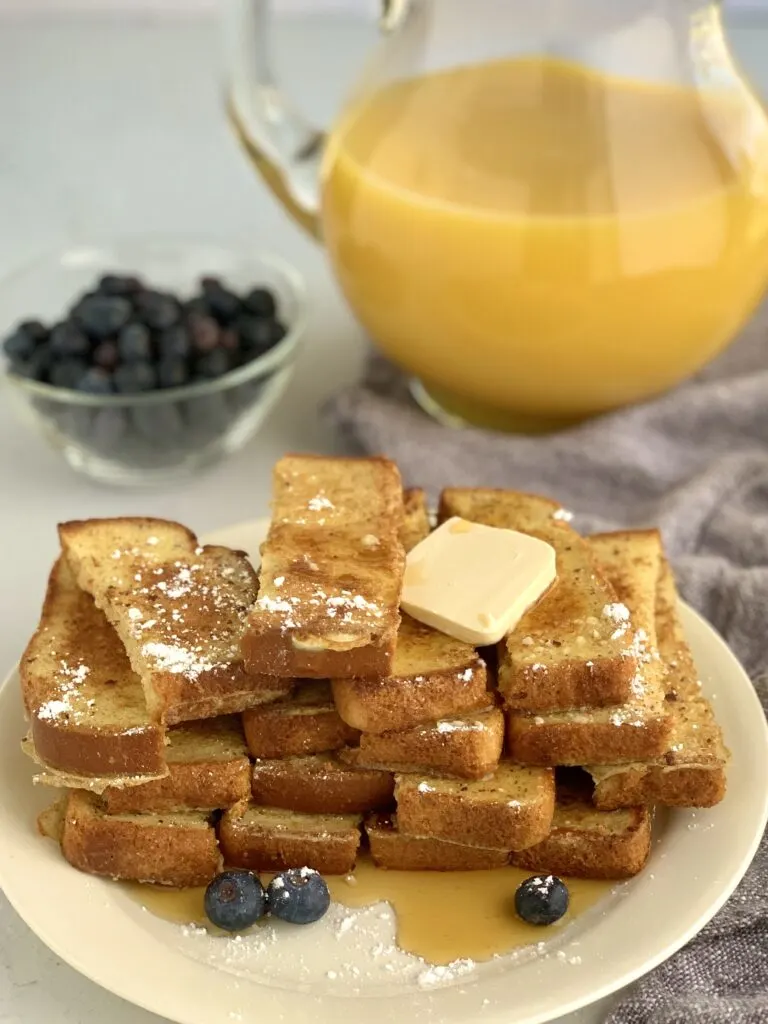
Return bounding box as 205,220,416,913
0,515,766,1024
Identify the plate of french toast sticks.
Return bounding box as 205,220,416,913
0,456,766,1024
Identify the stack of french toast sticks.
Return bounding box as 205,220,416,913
25,456,728,889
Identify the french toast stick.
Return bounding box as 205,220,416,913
365,813,509,871
439,489,638,711
251,754,395,814
219,801,361,874
242,456,405,679
21,557,166,782
242,681,360,759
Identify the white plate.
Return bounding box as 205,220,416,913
0,517,766,1024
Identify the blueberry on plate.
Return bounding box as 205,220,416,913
195,348,231,379
135,290,179,331
50,358,89,390
204,870,266,932
243,286,276,319
117,322,152,362
74,294,132,339
114,361,157,394
98,273,142,297
514,875,569,926
77,367,114,395
266,867,330,925
49,321,91,359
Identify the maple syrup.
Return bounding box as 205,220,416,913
125,855,610,965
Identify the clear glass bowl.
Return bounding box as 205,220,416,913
0,237,306,486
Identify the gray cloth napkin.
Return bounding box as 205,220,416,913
327,307,768,1022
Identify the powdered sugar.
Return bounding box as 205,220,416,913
141,641,218,679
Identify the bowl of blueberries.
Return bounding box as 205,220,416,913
0,237,306,485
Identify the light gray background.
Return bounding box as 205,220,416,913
0,5,765,1024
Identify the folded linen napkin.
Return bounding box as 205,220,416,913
327,307,768,1022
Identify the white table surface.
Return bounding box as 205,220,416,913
0,9,765,1023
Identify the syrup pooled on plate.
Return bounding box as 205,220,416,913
126,856,610,965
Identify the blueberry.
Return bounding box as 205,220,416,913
12,345,52,382
158,324,191,360
200,278,241,324
4,319,49,360
3,328,36,362
114,361,157,393
204,870,266,932
50,358,88,390
514,875,569,926
118,323,152,362
243,287,276,319
19,319,49,344
135,290,179,331
158,356,189,389
93,339,120,370
98,273,142,297
77,367,114,394
195,349,231,379
187,313,220,353
74,295,132,339
266,868,330,925
49,321,91,358
238,316,285,354
219,328,240,353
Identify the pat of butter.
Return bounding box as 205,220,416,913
401,517,556,645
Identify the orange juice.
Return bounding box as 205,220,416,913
321,57,768,427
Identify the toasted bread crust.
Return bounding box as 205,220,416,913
251,756,394,814
439,489,638,712
102,757,251,813
395,765,555,851
242,456,405,680
242,681,360,758
61,790,221,887
365,814,509,871
511,804,652,879
332,615,489,733
401,489,431,552
59,518,279,724
592,764,727,810
219,802,361,874
21,558,166,779
340,705,503,780
506,709,671,765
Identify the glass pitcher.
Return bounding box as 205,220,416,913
227,0,768,432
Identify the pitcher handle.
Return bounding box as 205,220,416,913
226,0,409,240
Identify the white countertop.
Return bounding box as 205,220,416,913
0,9,766,1023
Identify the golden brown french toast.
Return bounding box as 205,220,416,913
332,614,489,733
58,517,292,724
506,531,671,765
242,680,360,759
401,487,431,552
339,704,504,780
53,790,221,887
439,489,638,710
242,456,405,679
511,778,652,879
219,801,362,874
395,762,555,851
102,716,251,814
20,557,166,783
365,813,509,871
250,754,395,814
588,558,727,808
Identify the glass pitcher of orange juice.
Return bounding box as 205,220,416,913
227,0,768,431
